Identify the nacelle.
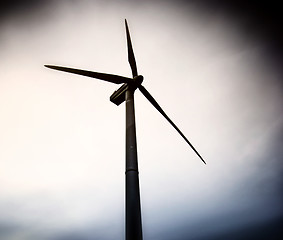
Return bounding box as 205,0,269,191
110,75,144,106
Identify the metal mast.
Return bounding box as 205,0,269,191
125,88,142,240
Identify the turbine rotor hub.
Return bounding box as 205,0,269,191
133,75,143,87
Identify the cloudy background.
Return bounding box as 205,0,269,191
0,0,282,239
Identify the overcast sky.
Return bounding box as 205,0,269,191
0,1,282,239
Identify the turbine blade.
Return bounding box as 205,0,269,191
125,19,138,77
139,85,206,164
44,65,132,84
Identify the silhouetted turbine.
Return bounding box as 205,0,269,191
45,19,205,240
44,22,205,164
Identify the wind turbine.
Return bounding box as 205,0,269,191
45,19,205,240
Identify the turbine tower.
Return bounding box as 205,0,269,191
45,19,205,240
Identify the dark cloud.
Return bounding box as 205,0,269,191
148,214,283,240
181,0,281,35
184,0,283,76
0,215,282,240
199,215,283,240
1,0,282,50
0,0,50,18
0,221,28,239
